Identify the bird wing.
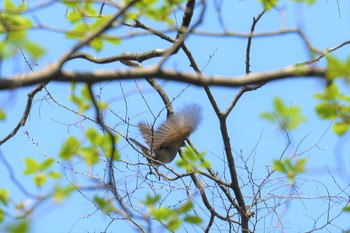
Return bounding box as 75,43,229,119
138,121,154,148
154,104,202,150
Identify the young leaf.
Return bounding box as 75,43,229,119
59,136,80,160
47,171,61,180
167,217,181,231
184,215,202,224
151,207,173,220
0,189,9,205
53,185,75,203
93,196,115,214
39,158,55,171
0,109,6,120
34,173,46,188
333,122,349,136
23,157,40,175
0,208,4,223
5,220,30,233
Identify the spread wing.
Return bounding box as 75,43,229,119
138,121,154,148
153,104,202,150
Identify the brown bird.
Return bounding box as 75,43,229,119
131,104,202,164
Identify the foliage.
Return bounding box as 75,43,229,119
314,83,350,136
143,194,202,231
261,97,307,131
176,146,210,171
0,0,45,59
273,158,307,184
0,0,349,233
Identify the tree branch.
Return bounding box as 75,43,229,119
0,65,326,90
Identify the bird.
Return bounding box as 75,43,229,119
130,104,202,164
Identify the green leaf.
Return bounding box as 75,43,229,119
23,41,46,60
292,0,316,4
263,97,306,131
274,97,285,114
0,189,9,205
0,109,5,120
8,30,27,43
273,158,307,184
5,220,30,233
80,147,99,166
260,112,275,121
104,36,121,45
295,158,307,173
67,10,82,23
61,1,79,7
97,101,109,110
59,136,80,160
184,215,202,224
183,147,197,162
53,185,75,203
90,38,104,51
34,173,46,188
0,208,4,223
315,103,338,119
177,201,193,214
23,157,40,175
167,217,181,231
273,160,286,173
200,160,211,169
259,0,278,10
151,207,173,220
93,196,115,214
81,84,91,101
85,4,98,16
86,127,101,146
39,158,55,171
343,205,350,212
333,122,349,136
65,23,87,39
326,55,350,80
4,0,17,11
47,171,61,180
143,194,161,206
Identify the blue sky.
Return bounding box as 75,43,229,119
1,1,350,232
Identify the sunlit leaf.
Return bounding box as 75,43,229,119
259,0,278,10
0,208,4,223
143,194,161,206
0,109,5,120
315,103,338,120
59,136,80,160
295,158,307,173
0,189,9,205
34,173,46,188
47,171,61,180
39,158,55,171
273,160,286,173
343,205,350,212
93,196,115,214
184,215,202,224
5,220,30,233
67,10,82,23
200,160,211,169
151,207,173,220
23,157,40,175
90,38,104,51
80,147,99,166
53,185,75,203
177,201,193,214
23,41,46,60
167,217,181,231
333,121,349,136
